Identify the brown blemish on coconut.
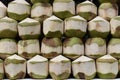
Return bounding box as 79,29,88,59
78,72,85,79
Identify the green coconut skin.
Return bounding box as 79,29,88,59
110,53,120,59
97,72,117,79
65,29,86,38
0,53,14,59
5,59,25,65
63,53,80,60
99,0,118,3
54,11,74,20
20,34,40,40
0,73,4,79
29,72,47,79
31,0,49,4
78,12,96,21
109,38,120,45
112,26,120,38
86,54,106,59
45,31,62,38
8,12,30,21
97,59,117,63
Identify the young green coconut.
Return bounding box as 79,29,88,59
0,39,17,59
53,0,75,19
4,54,26,79
85,37,106,59
27,55,48,79
64,15,87,38
49,55,71,80
63,37,84,60
96,55,118,79
31,3,52,22
88,16,110,38
18,18,41,39
0,1,7,19
0,59,4,79
99,0,118,4
108,38,120,59
110,16,120,38
43,15,63,38
41,37,62,59
99,3,118,21
72,56,96,79
31,0,49,4
77,1,97,21
7,0,31,21
0,17,17,38
18,39,40,59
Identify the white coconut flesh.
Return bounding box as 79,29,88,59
0,1,7,18
108,44,120,54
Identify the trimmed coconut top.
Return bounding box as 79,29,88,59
28,55,48,62
11,0,29,5
19,18,39,23
0,1,6,8
0,16,17,22
45,15,62,21
80,1,95,5
66,15,86,21
90,16,108,22
73,56,94,62
7,54,25,60
98,55,116,60
109,38,120,45
99,3,117,9
50,55,70,62
54,0,73,2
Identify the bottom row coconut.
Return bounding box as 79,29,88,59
0,54,119,79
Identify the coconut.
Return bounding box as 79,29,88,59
0,1,7,19
4,54,26,79
49,55,71,80
18,18,41,39
18,39,40,59
0,39,17,59
64,15,87,38
63,37,84,60
43,15,63,38
31,3,52,22
41,37,62,59
98,3,118,21
110,16,120,38
99,0,118,4
27,55,48,79
96,55,118,79
85,38,106,59
72,56,96,79
77,1,97,21
7,0,31,21
88,16,110,38
31,0,49,4
53,0,75,19
0,59,4,79
0,17,17,38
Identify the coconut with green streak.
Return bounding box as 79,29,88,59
85,38,106,59
99,0,118,4
7,0,31,21
27,55,48,79
63,37,84,60
31,0,49,4
31,3,52,22
4,54,26,79
0,59,4,79
0,17,17,38
41,37,62,59
49,55,71,80
88,16,110,38
18,39,40,59
96,55,118,79
72,56,96,79
18,18,41,39
65,15,87,38
0,1,7,19
0,39,17,59
53,0,75,19
43,15,63,38
99,3,118,21
110,16,120,38
77,1,97,21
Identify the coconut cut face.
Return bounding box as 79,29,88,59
27,55,48,79
31,3,52,22
0,59,4,79
110,16,120,38
18,39,40,59
4,54,26,79
63,37,84,60
77,1,97,21
41,37,62,59
7,0,31,21
72,56,96,79
85,38,106,59
0,39,17,59
43,16,63,38
49,55,71,80
99,3,118,21
18,18,41,39
96,55,118,79
53,0,75,19
0,1,7,19
88,16,110,38
0,17,17,38
65,15,87,38
31,0,50,4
